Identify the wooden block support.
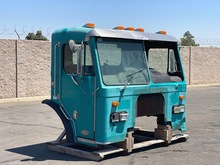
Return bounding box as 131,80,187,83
154,125,172,144
116,132,134,153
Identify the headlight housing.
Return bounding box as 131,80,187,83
119,112,129,121
110,111,129,122
173,105,185,114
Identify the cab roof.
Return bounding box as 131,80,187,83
85,28,179,42
52,27,179,43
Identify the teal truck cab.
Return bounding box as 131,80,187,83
43,23,187,160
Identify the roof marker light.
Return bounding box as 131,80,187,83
83,23,95,28
135,28,144,32
125,27,135,31
114,26,124,30
156,30,167,35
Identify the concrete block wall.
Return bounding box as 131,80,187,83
180,47,220,85
190,47,220,84
0,39,50,99
0,39,220,99
17,40,51,97
0,40,16,99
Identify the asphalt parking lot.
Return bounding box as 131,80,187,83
0,86,220,165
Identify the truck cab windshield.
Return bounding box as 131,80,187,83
97,38,149,85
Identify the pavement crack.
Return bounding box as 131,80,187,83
171,149,188,152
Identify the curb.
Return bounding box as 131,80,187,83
0,96,50,104
187,83,220,88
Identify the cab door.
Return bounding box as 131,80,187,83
60,43,95,141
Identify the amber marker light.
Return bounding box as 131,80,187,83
135,28,144,32
157,30,167,35
179,95,185,100
156,30,167,35
112,101,119,107
114,26,124,30
125,27,135,31
83,22,95,28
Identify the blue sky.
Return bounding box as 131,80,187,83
1,0,220,41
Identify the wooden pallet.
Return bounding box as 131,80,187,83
47,128,188,161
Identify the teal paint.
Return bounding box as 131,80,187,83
49,25,187,146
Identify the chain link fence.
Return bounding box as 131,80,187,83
195,38,220,47
1,26,220,47
0,26,52,40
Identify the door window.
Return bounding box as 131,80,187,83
63,44,93,75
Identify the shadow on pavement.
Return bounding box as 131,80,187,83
6,142,90,162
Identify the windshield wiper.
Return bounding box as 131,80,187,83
121,69,144,91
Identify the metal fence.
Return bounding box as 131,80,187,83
0,26,52,40
1,26,220,47
195,38,220,47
